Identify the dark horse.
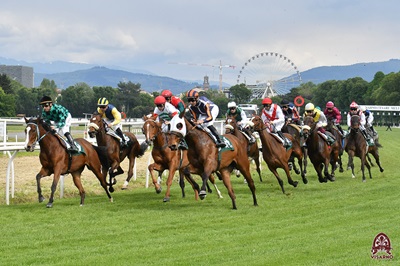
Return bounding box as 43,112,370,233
224,116,262,182
167,117,258,210
251,115,306,194
326,117,344,173
142,117,222,202
24,117,112,208
88,113,147,191
344,115,384,181
302,116,339,183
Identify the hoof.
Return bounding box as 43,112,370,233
39,196,45,203
291,181,298,187
380,168,384,172
328,175,336,182
109,186,115,193
318,177,327,183
46,203,53,208
302,178,308,184
121,186,128,190
339,168,344,173
156,187,162,194
199,190,207,200
163,197,170,202
295,169,300,175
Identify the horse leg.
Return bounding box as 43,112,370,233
254,153,263,182
365,159,373,180
122,157,135,190
360,155,367,182
47,168,63,208
370,150,384,172
209,174,223,199
219,169,237,210
314,163,327,183
163,162,179,202
268,166,286,193
302,147,308,175
35,168,48,203
199,170,212,200
70,171,86,206
91,162,113,202
366,153,374,167
347,151,356,178
181,168,201,200
148,163,162,194
236,161,258,206
283,162,299,188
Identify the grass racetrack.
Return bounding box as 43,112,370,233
0,127,398,265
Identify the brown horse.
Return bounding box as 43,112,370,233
325,117,344,173
24,117,112,208
87,112,147,190
167,117,258,210
345,115,384,181
224,116,262,182
251,115,306,193
302,116,339,183
142,117,222,202
281,122,307,179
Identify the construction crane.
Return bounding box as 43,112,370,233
169,60,235,92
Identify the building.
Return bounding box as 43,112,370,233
0,65,34,88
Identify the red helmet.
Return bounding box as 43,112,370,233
349,101,358,109
326,101,334,108
186,89,199,98
154,95,166,105
262,98,272,105
161,90,173,98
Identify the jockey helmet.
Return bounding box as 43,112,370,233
360,106,366,112
161,90,173,98
154,95,166,105
305,103,315,111
262,98,272,105
227,101,237,108
326,101,334,108
349,101,358,109
281,99,290,106
186,89,199,98
97,97,109,106
40,96,53,105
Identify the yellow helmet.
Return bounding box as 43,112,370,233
97,97,109,106
305,103,315,111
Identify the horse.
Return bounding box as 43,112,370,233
142,117,222,202
281,121,307,178
251,115,306,194
224,116,262,182
344,115,384,181
24,117,113,208
167,117,258,210
326,117,344,172
302,116,339,183
87,112,147,190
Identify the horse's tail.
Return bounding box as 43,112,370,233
133,141,148,158
375,140,383,148
92,145,110,169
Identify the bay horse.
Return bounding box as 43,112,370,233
281,122,307,179
326,117,344,173
224,116,262,182
142,117,222,202
302,116,339,183
251,115,306,194
24,117,112,208
88,112,147,191
167,117,258,210
344,115,384,181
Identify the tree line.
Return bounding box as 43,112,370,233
0,70,399,118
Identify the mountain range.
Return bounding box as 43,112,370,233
1,56,400,94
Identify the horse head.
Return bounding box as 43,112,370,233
24,117,51,152
350,115,361,132
301,116,316,140
88,112,107,138
250,115,265,132
142,119,162,145
166,131,183,151
224,116,238,134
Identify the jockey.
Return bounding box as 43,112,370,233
360,106,377,136
152,95,179,132
280,99,300,125
225,101,255,143
323,101,344,135
260,97,291,148
186,89,226,148
97,97,127,147
304,102,335,145
347,101,374,146
161,89,186,113
40,95,78,152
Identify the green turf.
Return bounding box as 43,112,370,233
0,127,398,265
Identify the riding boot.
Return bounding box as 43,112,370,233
336,124,345,138
208,125,226,148
244,128,256,144
361,129,374,146
370,125,377,136
116,128,127,147
277,131,292,148
325,134,336,146
64,132,78,152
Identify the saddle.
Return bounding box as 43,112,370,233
197,125,233,151
270,132,292,150
106,130,130,144
54,133,83,154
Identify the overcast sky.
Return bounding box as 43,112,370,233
1,0,400,85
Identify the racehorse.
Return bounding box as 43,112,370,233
251,115,305,194
302,116,339,183
24,117,112,208
326,117,344,173
167,117,258,210
142,117,222,202
88,112,147,190
224,116,262,182
345,115,384,181
281,121,307,178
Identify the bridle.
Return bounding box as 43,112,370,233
25,121,51,149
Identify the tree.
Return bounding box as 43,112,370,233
115,81,142,117
0,74,13,94
59,83,94,117
0,88,16,117
229,84,252,104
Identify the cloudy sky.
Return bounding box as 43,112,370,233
1,0,400,85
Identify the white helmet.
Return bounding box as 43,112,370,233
228,101,237,108
305,103,315,111
360,106,366,112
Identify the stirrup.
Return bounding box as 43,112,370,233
216,141,226,148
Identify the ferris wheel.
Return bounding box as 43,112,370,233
236,52,302,99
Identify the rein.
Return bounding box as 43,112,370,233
27,122,52,144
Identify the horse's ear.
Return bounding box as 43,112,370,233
24,117,29,123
